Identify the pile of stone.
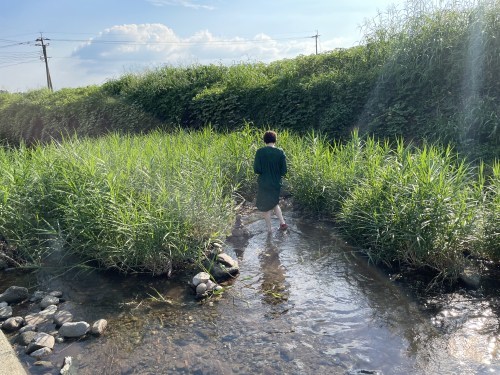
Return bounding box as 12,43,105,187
190,247,240,299
0,285,108,361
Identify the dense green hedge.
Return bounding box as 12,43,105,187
0,0,499,163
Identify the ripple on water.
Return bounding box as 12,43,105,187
2,215,499,374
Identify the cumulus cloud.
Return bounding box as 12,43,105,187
71,23,322,70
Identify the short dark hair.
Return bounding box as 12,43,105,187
263,130,277,144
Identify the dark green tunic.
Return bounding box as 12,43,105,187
253,146,287,211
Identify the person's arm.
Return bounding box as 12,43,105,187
254,150,262,174
280,151,287,176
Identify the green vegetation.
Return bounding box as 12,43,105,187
0,128,498,281
0,129,254,274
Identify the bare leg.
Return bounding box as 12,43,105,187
273,204,286,226
263,210,273,233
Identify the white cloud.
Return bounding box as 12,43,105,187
146,0,215,10
72,23,321,67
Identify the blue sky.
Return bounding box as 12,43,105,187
0,0,400,92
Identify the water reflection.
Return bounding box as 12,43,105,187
259,233,290,307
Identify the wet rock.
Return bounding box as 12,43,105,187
0,286,29,303
25,305,58,327
0,305,13,320
33,361,53,369
40,295,60,309
0,301,7,308
54,310,73,327
49,290,63,298
196,283,208,296
19,324,36,333
37,322,58,335
206,280,217,291
91,319,108,336
60,356,73,375
17,330,38,346
217,253,239,268
26,332,55,354
59,321,90,338
1,316,24,331
30,347,52,358
203,252,240,282
30,291,47,302
204,262,239,283
192,272,211,287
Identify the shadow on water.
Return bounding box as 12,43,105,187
1,212,499,374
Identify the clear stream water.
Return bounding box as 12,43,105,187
1,211,499,375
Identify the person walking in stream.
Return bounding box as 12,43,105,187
253,130,288,233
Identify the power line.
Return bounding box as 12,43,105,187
48,35,311,46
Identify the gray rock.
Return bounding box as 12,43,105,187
217,253,239,268
91,319,108,336
25,305,58,327
40,295,59,309
192,272,210,287
206,280,217,291
196,283,207,296
60,356,73,375
0,286,29,303
39,304,58,317
1,316,24,331
48,290,63,298
37,322,57,335
0,305,13,320
0,301,7,308
33,361,53,368
203,261,239,282
29,347,52,358
30,291,46,302
58,321,89,338
26,332,55,353
19,324,36,333
54,310,73,326
17,331,38,346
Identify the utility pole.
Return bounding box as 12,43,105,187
36,33,53,91
311,30,320,55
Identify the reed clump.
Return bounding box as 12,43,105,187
0,128,497,281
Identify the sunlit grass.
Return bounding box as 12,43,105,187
0,128,497,280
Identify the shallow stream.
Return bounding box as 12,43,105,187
1,212,499,374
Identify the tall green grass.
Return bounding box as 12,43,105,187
0,128,497,280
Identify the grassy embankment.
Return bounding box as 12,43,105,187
0,128,498,281
1,1,498,163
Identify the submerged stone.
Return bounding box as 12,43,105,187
59,321,90,337
91,319,108,336
1,316,24,331
0,286,29,303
